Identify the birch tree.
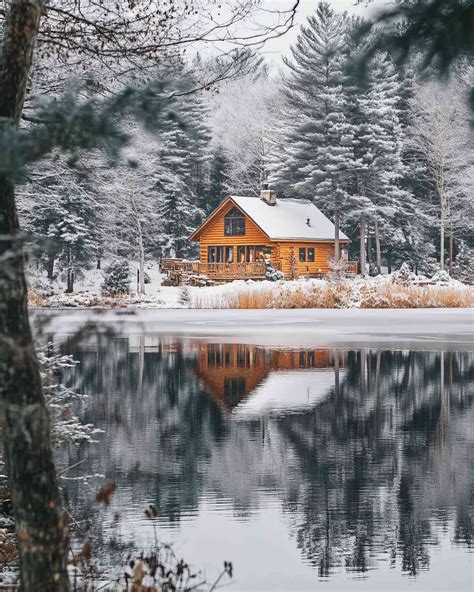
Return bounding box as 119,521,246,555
409,78,473,270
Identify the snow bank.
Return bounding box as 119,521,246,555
27,261,473,310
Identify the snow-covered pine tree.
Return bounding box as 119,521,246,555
207,148,229,213
183,84,212,212
155,122,204,258
354,50,411,273
269,2,358,261
21,157,101,291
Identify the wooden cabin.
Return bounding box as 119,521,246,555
183,188,354,281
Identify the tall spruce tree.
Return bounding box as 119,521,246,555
155,122,204,258
269,2,359,260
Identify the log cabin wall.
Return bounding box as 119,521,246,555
276,241,338,276
198,200,274,264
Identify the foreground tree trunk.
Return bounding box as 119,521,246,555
0,1,70,590
359,214,366,276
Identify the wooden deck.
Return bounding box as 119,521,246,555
161,258,358,284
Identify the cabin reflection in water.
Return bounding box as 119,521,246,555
196,343,344,414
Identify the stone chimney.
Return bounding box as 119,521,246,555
260,183,277,206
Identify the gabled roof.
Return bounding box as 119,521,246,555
189,195,349,242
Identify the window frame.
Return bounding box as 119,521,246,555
307,247,315,262
299,247,306,262
224,207,246,236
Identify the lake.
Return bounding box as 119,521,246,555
41,310,473,591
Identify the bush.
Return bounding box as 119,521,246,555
178,285,192,307
264,260,284,282
102,260,130,296
431,269,451,284
392,262,415,285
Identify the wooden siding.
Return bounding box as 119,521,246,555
196,200,274,264
277,241,341,276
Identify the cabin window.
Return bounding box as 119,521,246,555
225,246,233,263
307,248,315,262
255,246,272,261
237,345,251,368
246,246,255,263
208,246,224,263
237,246,246,263
207,344,224,367
299,248,306,262
224,207,245,236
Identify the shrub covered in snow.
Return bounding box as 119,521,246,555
102,259,130,296
391,262,416,285
431,269,451,285
264,260,284,282
178,285,192,307
29,274,55,297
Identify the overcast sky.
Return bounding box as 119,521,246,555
261,0,382,63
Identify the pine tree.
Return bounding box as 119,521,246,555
354,51,411,273
207,148,229,213
269,2,359,260
22,158,101,291
102,259,131,296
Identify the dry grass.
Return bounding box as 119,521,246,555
360,284,474,309
27,291,44,308
193,281,474,309
194,282,355,309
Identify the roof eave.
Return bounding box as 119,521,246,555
269,237,351,243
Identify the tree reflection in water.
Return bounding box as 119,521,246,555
56,336,473,582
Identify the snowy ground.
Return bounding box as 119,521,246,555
32,308,474,350
28,260,472,310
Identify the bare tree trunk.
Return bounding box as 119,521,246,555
65,249,74,293
334,208,340,262
440,220,445,271
130,193,145,294
374,219,382,272
449,228,453,275
360,214,366,276
47,252,55,280
0,1,70,590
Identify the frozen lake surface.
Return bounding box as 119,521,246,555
36,309,474,591
35,307,474,348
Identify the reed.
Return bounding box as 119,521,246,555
193,282,474,309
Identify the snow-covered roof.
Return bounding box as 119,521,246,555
230,196,348,241
232,369,344,419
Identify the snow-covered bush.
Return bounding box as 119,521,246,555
264,260,284,282
29,274,55,297
178,285,192,307
391,262,416,285
431,269,451,285
102,260,130,296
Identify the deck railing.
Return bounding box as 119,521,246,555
161,258,357,278
161,259,267,278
